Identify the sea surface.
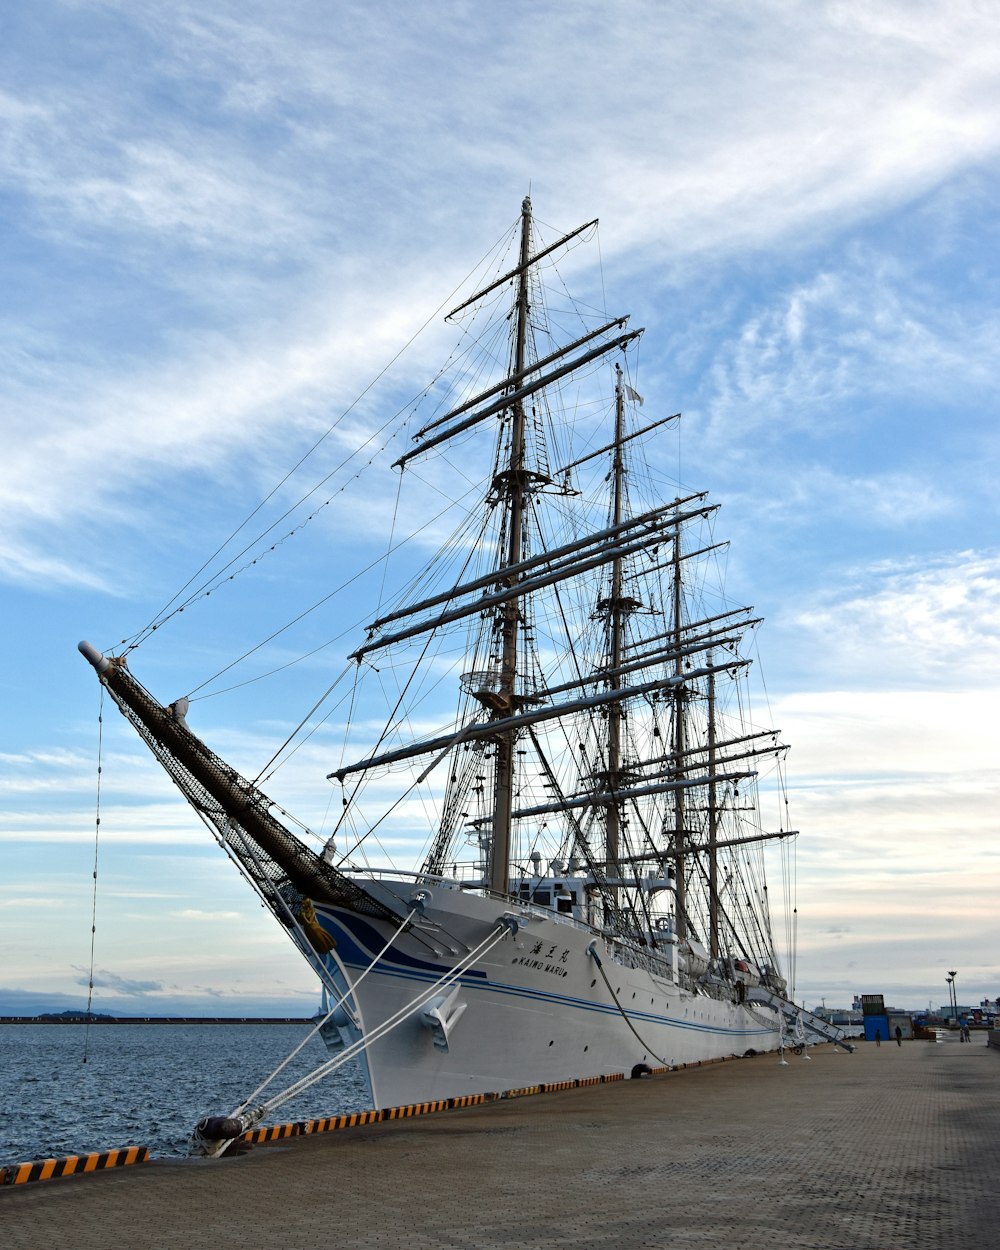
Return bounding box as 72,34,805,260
0,1022,370,1165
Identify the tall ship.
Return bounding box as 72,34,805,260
79,199,844,1140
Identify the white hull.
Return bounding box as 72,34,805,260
312,878,782,1109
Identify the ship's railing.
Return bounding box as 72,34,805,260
341,864,482,885
349,865,605,937
337,865,756,1002
602,936,678,984
342,865,683,973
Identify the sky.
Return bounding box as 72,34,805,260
1,0,999,1021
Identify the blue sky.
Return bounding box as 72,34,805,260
2,0,998,1018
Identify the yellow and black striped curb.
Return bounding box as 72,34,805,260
239,1060,748,1145
241,1074,630,1143
655,1052,739,1075
1,1145,149,1187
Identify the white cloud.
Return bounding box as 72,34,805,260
700,251,1000,445
2,1,999,594
77,967,163,994
789,553,1000,689
0,896,66,909
782,668,982,773
174,909,244,920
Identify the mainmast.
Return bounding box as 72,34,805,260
487,196,533,896
602,367,632,889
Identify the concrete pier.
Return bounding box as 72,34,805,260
4,1035,998,1248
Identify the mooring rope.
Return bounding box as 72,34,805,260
233,904,420,1116
241,921,511,1122
587,942,671,1066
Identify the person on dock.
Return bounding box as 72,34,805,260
875,1029,881,1047
895,1026,902,1047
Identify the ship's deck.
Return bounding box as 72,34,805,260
4,1032,998,1249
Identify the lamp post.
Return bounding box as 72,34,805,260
947,970,958,1022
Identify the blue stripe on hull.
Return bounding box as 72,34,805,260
322,909,774,1040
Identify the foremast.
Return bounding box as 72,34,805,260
487,196,533,897
343,198,646,900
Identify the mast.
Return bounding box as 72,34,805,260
672,518,687,941
603,367,630,894
487,196,533,896
707,657,719,958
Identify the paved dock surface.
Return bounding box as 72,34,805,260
4,1035,998,1249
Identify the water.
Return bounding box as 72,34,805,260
0,1022,370,1165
